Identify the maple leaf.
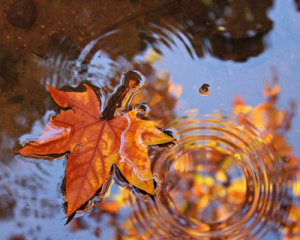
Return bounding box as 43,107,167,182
17,76,174,217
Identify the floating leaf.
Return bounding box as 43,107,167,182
17,75,174,217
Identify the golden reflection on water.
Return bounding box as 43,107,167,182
119,78,297,239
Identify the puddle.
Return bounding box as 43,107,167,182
1,0,300,239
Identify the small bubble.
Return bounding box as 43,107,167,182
217,25,226,31
199,83,210,96
124,70,145,88
133,103,151,117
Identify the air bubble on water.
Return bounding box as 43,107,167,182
133,103,151,117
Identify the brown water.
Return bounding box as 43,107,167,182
1,0,300,239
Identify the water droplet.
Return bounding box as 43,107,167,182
133,103,150,117
199,83,211,96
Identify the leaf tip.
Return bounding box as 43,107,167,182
46,84,54,91
66,205,76,218
82,83,90,89
14,143,28,156
14,148,21,155
46,84,59,97
64,212,76,225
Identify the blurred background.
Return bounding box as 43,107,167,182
0,0,300,239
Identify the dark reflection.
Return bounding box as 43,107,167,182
296,0,300,10
0,46,49,164
6,0,37,29
207,0,273,60
1,0,274,62
0,185,15,220
0,45,18,91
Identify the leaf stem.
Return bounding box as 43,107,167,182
102,70,144,119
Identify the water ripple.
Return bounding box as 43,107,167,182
128,115,296,239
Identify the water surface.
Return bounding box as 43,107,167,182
0,0,300,239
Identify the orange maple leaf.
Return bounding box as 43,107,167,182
17,83,174,217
